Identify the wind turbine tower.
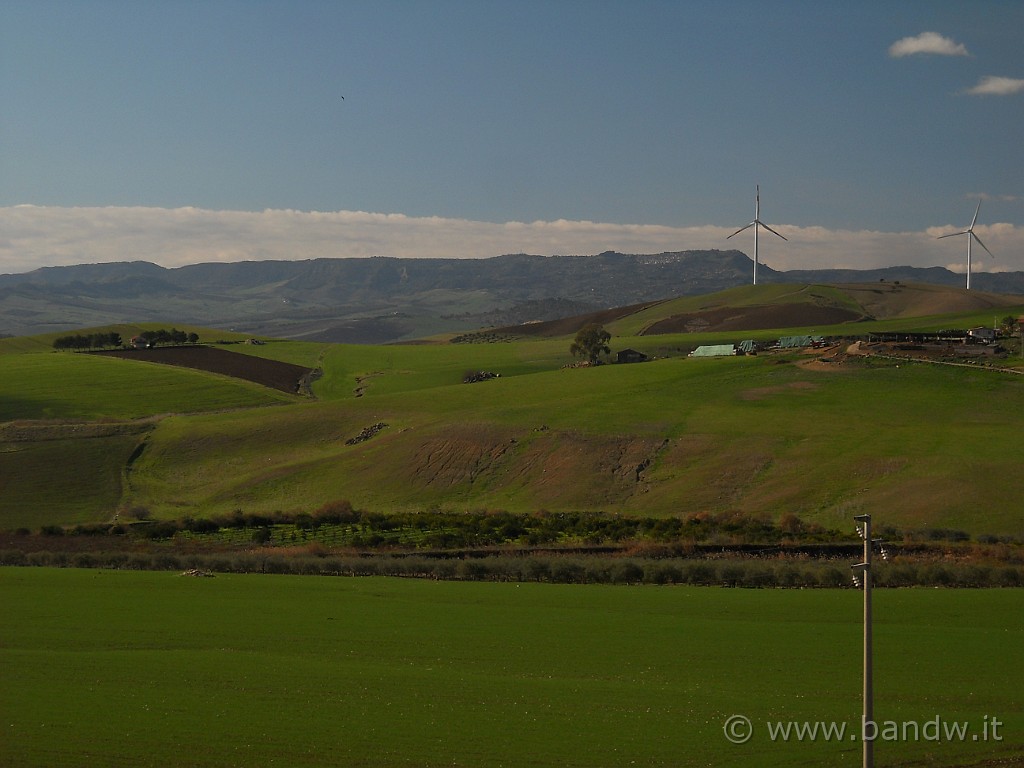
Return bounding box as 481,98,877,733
727,185,787,286
936,200,994,291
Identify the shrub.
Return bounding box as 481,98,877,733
522,558,550,582
72,523,110,536
135,521,180,539
610,561,644,584
27,551,54,567
314,500,359,525
549,559,586,583
682,562,716,585
262,557,291,574
719,563,746,586
0,549,27,565
778,512,804,535
962,565,993,588
996,567,1021,587
643,562,682,585
126,554,156,570
877,564,918,587
183,517,219,534
776,565,802,588
739,564,773,588
922,565,953,586
583,561,612,583
104,552,129,569
151,554,182,571
816,566,846,588
457,559,491,580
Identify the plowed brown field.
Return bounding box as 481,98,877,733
94,346,311,394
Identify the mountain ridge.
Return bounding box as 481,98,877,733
3,251,1023,342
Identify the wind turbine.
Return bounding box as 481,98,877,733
936,200,994,291
727,184,787,285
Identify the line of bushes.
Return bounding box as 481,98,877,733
2,549,1020,588
33,504,852,547
27,503,1017,551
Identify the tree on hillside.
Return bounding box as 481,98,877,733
52,331,123,351
570,323,612,364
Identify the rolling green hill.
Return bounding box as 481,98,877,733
2,284,1023,535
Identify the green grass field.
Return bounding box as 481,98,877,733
2,289,1024,534
2,568,1021,768
0,350,296,421
116,351,1024,534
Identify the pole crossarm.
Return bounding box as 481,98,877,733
851,514,874,768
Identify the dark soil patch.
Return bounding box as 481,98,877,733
94,346,312,394
641,303,863,335
486,300,666,339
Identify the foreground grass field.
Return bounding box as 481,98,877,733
2,568,1021,768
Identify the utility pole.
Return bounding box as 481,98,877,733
852,514,874,768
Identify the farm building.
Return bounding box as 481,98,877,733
689,344,736,358
967,327,996,342
616,348,649,364
777,335,824,349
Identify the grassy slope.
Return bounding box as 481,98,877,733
3,285,1024,533
0,435,141,528
0,345,301,527
125,351,1024,534
0,351,297,421
2,568,1021,768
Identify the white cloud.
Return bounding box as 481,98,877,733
0,205,1022,277
965,76,1024,96
888,31,969,58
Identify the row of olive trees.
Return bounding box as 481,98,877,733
137,328,199,346
52,328,199,351
3,549,1021,588
52,331,123,350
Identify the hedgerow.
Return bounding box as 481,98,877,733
4,548,1021,588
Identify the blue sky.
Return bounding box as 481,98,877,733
1,0,1022,276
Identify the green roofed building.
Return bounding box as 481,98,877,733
777,335,824,349
689,344,736,358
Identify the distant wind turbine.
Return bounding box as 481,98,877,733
727,184,787,286
936,200,994,291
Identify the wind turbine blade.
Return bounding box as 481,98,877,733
727,222,755,239
759,222,788,241
970,200,982,229
936,230,969,240
971,232,995,258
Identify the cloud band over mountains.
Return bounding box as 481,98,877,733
1,205,1021,278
